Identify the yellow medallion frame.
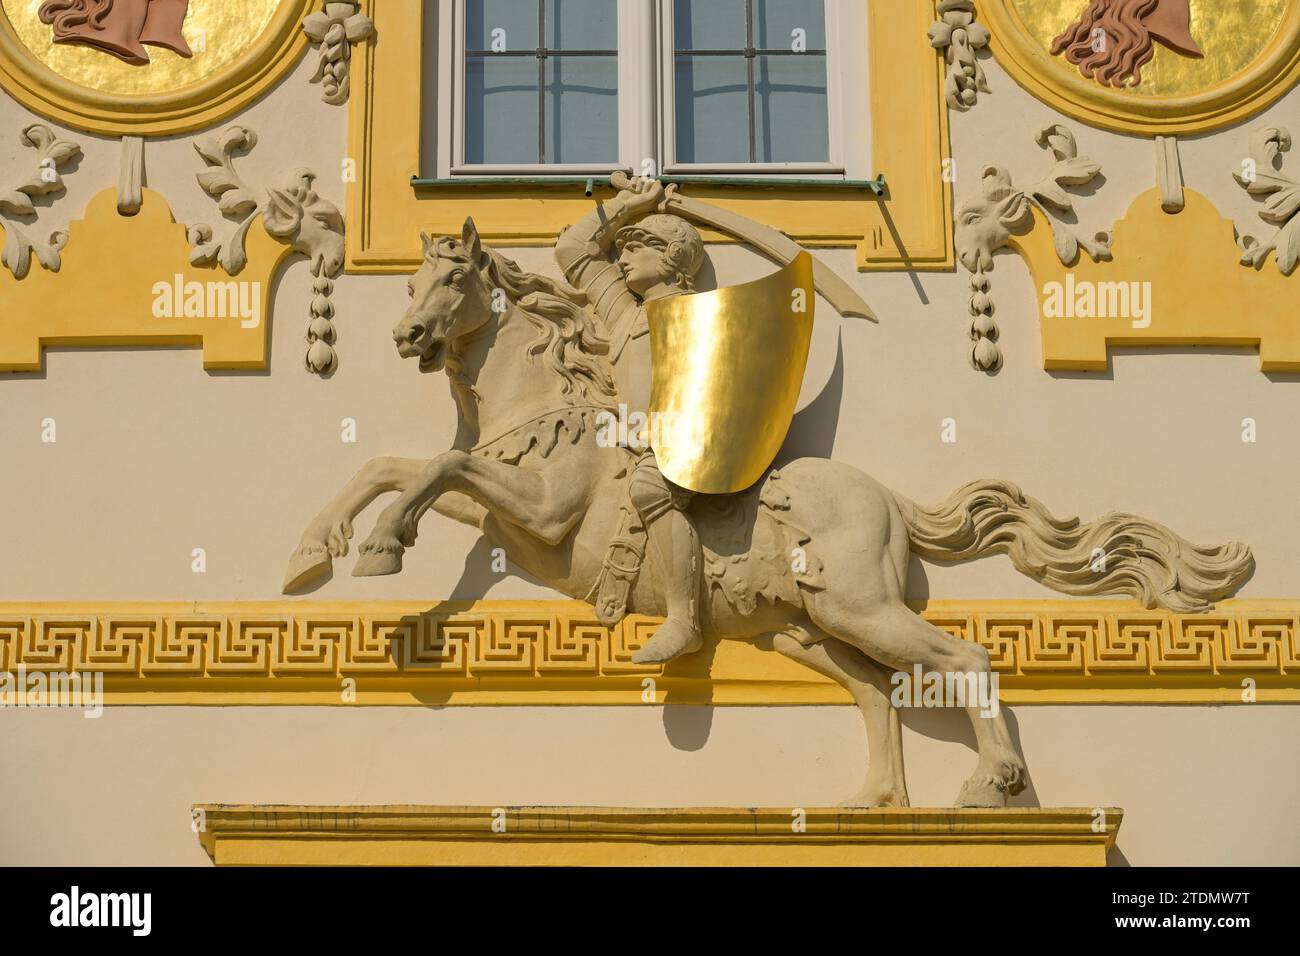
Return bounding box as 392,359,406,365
0,0,314,136
345,1,955,273
983,0,1300,135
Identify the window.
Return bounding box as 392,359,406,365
464,0,619,164
670,0,829,165
434,0,852,178
360,2,946,271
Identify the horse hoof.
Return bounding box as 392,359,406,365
839,787,910,809
353,548,404,577
955,775,1010,808
282,547,332,594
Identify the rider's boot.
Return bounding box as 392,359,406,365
632,507,704,664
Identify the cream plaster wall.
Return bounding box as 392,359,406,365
0,704,1296,866
0,37,1297,865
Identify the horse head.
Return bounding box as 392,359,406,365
393,218,500,374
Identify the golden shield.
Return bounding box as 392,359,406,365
646,252,814,495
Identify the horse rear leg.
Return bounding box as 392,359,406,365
773,627,909,808
810,594,1026,807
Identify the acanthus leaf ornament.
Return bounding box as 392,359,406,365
0,124,80,279
302,1,374,106
189,126,346,375
955,124,1112,371
930,0,991,111
1234,127,1300,275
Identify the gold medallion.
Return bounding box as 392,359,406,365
983,0,1300,133
0,0,313,134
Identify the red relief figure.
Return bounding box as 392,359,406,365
1051,0,1202,88
39,0,192,66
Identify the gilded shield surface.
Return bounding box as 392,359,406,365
646,252,814,495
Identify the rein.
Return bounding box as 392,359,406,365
470,404,613,456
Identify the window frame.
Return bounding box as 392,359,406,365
437,0,846,179
657,0,845,176
446,0,651,176
350,0,954,274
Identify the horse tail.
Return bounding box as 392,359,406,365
889,479,1254,613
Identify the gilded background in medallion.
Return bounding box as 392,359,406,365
2,0,280,95
1012,0,1287,96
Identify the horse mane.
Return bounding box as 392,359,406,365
431,236,618,406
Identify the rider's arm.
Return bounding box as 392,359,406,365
554,197,639,330
555,180,662,338
554,191,636,282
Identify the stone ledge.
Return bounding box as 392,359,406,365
193,805,1122,867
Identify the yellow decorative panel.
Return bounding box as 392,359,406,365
1012,190,1300,372
1,600,1298,704
0,188,293,373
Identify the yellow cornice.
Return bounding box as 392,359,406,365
0,0,314,136
193,804,1123,866
982,0,1300,135
2,599,1297,705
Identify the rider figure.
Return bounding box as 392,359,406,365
555,178,705,665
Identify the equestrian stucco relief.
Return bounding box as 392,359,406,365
282,178,1255,808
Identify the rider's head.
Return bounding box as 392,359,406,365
615,214,705,298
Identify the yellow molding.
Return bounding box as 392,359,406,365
0,0,314,137
983,0,1300,136
194,804,1122,866
344,1,953,274
1011,189,1300,372
1,599,1297,705
0,188,293,373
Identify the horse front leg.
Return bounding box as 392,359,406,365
353,450,585,576
282,456,434,592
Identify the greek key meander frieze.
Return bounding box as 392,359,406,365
2,601,1296,704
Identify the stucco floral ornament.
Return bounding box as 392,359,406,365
189,126,347,375
1234,127,1300,275
0,124,80,279
302,1,375,106
929,0,990,110
954,125,1112,371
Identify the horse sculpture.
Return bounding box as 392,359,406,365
284,218,1254,808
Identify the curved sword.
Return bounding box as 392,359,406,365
608,170,877,321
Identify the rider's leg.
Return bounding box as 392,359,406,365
629,458,703,664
